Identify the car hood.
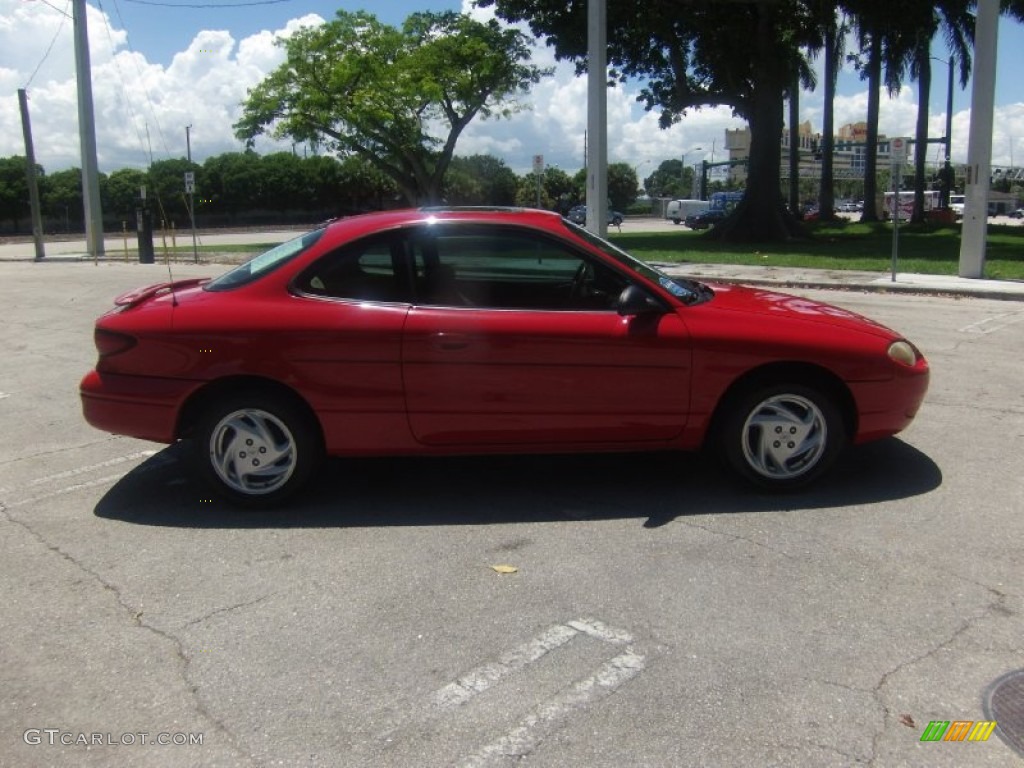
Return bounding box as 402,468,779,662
700,282,898,339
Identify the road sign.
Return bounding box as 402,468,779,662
889,137,909,165
184,171,195,194
532,154,544,175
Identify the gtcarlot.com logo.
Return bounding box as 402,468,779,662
920,720,998,742
23,729,204,747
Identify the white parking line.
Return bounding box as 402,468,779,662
958,309,1024,335
25,450,157,487
457,650,646,768
9,474,129,508
2,450,165,507
434,623,580,709
433,617,646,766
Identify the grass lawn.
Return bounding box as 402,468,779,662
609,220,1024,281
141,220,1024,281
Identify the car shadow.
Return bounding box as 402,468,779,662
94,438,942,529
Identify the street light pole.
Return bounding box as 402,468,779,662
186,125,198,264
681,147,702,197
932,55,955,208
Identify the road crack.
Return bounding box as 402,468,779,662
0,500,260,766
866,584,1009,766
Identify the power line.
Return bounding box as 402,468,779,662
106,0,174,162
24,0,72,88
123,0,294,7
34,0,72,17
95,0,149,161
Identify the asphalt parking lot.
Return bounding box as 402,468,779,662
1,260,1022,767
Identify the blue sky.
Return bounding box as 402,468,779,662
3,0,1023,175
116,0,1024,114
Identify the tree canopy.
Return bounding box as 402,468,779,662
234,10,549,205
481,0,821,240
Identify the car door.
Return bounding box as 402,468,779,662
288,232,413,453
400,224,692,447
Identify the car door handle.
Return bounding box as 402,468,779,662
431,333,471,351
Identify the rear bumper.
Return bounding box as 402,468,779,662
80,370,198,443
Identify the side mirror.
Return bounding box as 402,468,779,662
616,284,665,316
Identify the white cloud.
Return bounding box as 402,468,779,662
2,0,1020,181
0,1,322,171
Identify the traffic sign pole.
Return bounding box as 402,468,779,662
184,168,198,264
889,138,908,282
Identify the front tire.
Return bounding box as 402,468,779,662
195,392,322,507
719,383,845,490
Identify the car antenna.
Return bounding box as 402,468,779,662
166,252,179,306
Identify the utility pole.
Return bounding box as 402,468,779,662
18,89,45,261
959,0,999,278
186,125,198,263
73,0,105,260
585,0,607,237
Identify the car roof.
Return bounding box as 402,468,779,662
324,207,565,238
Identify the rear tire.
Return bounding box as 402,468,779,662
195,391,322,507
719,383,845,490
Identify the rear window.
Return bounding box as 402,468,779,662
205,229,325,291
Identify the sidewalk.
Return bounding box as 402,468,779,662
655,262,1024,302
3,231,1022,302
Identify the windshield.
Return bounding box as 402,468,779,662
205,228,326,291
561,219,712,306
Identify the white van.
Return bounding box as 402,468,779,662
666,199,709,224
949,194,965,218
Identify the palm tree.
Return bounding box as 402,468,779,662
816,5,848,221
847,0,919,223
895,3,973,222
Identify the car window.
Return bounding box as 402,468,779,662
206,228,326,291
408,225,627,311
294,234,409,303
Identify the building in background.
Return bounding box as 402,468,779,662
724,122,895,186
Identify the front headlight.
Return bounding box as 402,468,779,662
887,340,919,367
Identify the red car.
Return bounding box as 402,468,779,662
81,208,929,505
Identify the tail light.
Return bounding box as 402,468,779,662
95,329,137,358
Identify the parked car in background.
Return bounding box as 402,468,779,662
949,195,966,218
567,205,624,227
1008,208,1023,219
81,207,928,505
684,209,728,230
666,199,710,224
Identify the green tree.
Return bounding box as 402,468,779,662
146,158,196,224
444,155,519,205
235,10,548,205
335,156,398,212
813,3,846,221
846,0,915,222
302,154,344,212
645,159,692,200
607,162,639,211
481,0,821,241
568,164,636,212
519,166,577,210
258,152,305,213
41,167,87,231
908,3,972,222
104,168,147,221
0,156,38,231
202,151,262,217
